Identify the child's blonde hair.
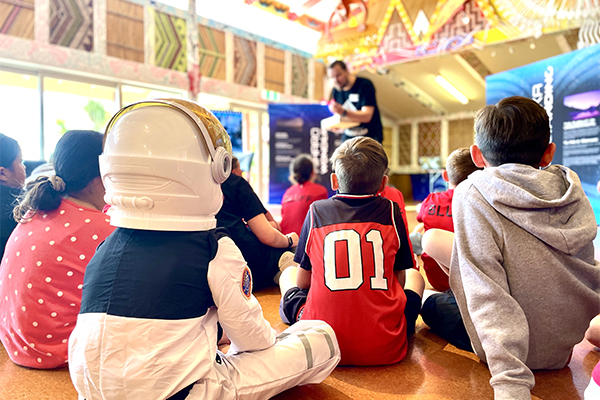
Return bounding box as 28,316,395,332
330,137,387,194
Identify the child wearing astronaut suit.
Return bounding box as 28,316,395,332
67,99,340,400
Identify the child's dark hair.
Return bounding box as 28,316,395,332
0,133,21,169
445,148,481,185
474,96,550,167
289,154,314,185
13,130,103,221
330,137,387,194
232,156,240,171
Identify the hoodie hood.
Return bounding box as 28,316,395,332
468,164,597,255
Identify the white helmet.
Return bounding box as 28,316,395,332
100,99,232,231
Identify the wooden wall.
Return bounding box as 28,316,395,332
265,45,285,93
0,0,34,39
234,36,257,87
107,0,144,63
291,53,308,98
198,24,225,80
449,118,475,152
49,0,93,51
313,61,326,101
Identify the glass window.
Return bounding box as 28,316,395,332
42,77,118,159
121,85,184,106
0,70,41,160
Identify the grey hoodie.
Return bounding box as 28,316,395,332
450,164,600,400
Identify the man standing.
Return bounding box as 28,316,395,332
327,60,383,143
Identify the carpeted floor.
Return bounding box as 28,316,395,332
0,206,598,399
0,286,597,400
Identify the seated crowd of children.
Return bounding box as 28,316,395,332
0,96,598,400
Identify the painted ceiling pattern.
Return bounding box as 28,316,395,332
247,0,600,69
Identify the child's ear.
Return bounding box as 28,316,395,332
470,144,488,168
377,175,389,194
330,173,339,190
0,167,8,184
539,143,556,168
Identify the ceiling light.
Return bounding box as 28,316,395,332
490,50,496,57
508,46,515,54
435,75,469,104
530,42,536,49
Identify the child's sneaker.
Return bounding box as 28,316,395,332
278,251,298,272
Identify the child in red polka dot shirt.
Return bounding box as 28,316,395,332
0,130,114,369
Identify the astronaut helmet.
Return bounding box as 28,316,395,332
100,98,232,231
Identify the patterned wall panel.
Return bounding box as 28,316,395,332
265,45,284,93
234,36,257,87
398,123,411,166
380,9,413,52
291,54,308,98
418,121,441,158
198,24,225,81
431,0,487,42
0,0,34,39
106,0,144,63
313,61,325,101
154,10,186,72
448,118,475,154
49,0,93,50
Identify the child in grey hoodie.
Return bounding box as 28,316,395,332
421,96,600,400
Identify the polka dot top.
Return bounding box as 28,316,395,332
0,199,115,369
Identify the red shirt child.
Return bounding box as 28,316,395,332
0,199,114,368
416,148,481,291
281,181,328,235
280,154,329,235
417,189,454,291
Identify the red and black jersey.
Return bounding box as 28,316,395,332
417,189,454,232
294,194,413,365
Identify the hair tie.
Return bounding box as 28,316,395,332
49,175,66,192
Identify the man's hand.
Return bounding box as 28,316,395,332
328,100,345,116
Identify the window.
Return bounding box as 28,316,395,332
0,70,41,160
121,85,184,106
42,77,118,159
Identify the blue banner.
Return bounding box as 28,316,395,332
268,104,340,204
486,44,600,224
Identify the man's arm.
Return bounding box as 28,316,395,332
452,187,534,400
247,213,298,248
329,101,374,123
265,211,281,231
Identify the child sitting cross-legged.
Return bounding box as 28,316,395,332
420,96,600,400
279,136,425,366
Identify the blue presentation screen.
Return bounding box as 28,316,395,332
268,104,339,204
486,44,600,224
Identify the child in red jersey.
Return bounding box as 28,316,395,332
413,148,480,291
280,154,328,236
279,137,424,366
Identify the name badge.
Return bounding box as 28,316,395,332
349,93,359,102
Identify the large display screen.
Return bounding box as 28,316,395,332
486,44,600,224
268,104,339,204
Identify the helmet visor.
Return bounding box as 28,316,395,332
105,99,233,156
